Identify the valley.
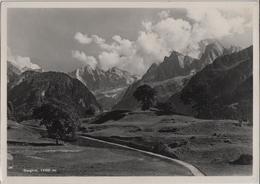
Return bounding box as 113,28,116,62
79,111,252,176
8,120,194,176
7,111,252,176
7,40,253,176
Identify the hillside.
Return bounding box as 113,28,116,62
80,111,252,176
8,71,102,121
168,46,253,120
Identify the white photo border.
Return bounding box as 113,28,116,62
1,1,259,184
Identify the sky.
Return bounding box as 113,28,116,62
7,7,253,75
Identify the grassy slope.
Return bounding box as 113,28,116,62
7,120,192,176
81,111,252,176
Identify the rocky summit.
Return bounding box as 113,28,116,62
114,40,230,111
69,65,138,110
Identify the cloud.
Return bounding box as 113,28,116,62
98,51,120,71
138,17,192,57
72,50,97,69
92,35,106,45
158,10,170,19
74,32,93,44
187,7,250,39
96,36,146,74
73,8,252,75
183,7,251,57
8,48,41,72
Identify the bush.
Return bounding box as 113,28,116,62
230,154,252,165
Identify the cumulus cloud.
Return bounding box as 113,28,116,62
96,35,146,74
8,48,41,72
91,34,106,45
74,32,93,44
72,50,97,69
98,51,119,71
73,8,252,75
158,10,170,19
187,8,248,38
183,7,251,57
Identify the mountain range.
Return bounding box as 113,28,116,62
69,66,138,110
7,39,251,121
168,46,252,120
113,40,240,110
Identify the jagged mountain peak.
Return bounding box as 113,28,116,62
205,40,224,52
113,40,243,111
108,66,122,72
168,46,253,120
199,40,225,66
107,67,130,77
182,38,222,59
70,65,138,89
80,64,104,74
226,45,242,54
69,65,138,110
141,50,199,83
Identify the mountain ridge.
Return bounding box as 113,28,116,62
69,65,138,110
113,40,232,110
168,45,253,120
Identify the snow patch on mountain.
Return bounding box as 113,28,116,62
76,68,87,86
69,66,138,110
178,55,185,68
8,55,41,73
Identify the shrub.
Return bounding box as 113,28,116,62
230,154,252,165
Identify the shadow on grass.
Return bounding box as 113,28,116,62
91,110,130,124
8,140,63,146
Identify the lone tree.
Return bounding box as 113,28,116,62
133,84,156,110
33,103,79,144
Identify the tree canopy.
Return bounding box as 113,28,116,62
133,84,156,110
33,103,79,142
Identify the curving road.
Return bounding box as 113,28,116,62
78,135,205,176
8,123,204,176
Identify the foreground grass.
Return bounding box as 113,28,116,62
7,120,192,176
81,111,252,176
7,111,252,176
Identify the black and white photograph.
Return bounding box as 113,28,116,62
1,1,259,182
